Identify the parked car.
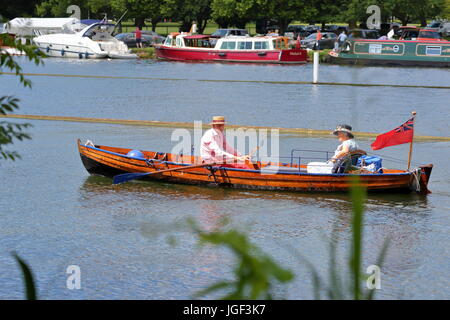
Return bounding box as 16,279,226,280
438,22,450,36
322,25,348,35
115,31,165,47
301,32,337,49
209,28,249,46
348,29,380,39
427,20,444,30
210,29,249,38
286,25,309,38
305,25,320,34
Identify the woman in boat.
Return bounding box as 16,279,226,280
200,116,250,168
330,124,359,163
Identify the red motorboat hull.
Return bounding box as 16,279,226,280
155,45,307,64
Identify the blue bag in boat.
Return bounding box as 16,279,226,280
357,155,382,172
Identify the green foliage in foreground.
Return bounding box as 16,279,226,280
297,178,390,299
0,35,43,161
192,224,294,300
12,253,37,300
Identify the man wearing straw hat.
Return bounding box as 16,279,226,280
200,116,250,168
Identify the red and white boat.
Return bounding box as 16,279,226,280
155,33,307,64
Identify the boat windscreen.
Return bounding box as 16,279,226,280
81,23,115,38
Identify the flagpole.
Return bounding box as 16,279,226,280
407,111,417,171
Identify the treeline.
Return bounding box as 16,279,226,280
1,0,450,33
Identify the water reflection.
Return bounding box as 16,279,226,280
79,175,429,213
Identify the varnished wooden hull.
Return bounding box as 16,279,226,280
77,140,432,193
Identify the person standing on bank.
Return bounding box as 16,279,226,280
336,30,347,50
200,116,250,168
135,26,143,48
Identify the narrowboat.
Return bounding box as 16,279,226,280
77,140,433,194
154,33,307,64
329,28,450,67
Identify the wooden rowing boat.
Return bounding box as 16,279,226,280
77,139,433,194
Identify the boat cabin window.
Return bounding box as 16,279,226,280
272,38,288,49
425,46,442,55
164,37,173,46
184,38,213,48
237,41,252,49
83,24,114,40
419,30,441,39
254,41,268,49
176,37,183,47
401,30,419,40
220,41,236,49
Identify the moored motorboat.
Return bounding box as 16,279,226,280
154,33,307,64
77,139,433,194
33,22,137,59
329,28,450,67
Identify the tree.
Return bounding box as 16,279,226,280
161,0,212,33
36,0,89,18
445,0,450,18
412,0,445,26
264,0,310,34
210,0,263,29
301,0,345,27
110,0,163,30
0,0,41,19
0,35,43,161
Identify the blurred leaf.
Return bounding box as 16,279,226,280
192,223,294,300
12,253,38,300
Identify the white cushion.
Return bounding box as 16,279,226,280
307,162,334,174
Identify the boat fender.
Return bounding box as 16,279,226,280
127,149,145,159
79,53,83,59
61,49,65,56
410,168,422,192
85,140,95,147
46,46,50,53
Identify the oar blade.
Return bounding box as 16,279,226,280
113,172,150,185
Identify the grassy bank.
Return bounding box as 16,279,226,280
130,47,156,59
307,49,332,63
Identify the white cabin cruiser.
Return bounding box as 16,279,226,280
33,23,137,59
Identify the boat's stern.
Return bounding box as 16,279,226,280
279,49,307,63
410,164,433,194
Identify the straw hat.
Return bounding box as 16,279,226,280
332,124,354,138
210,116,226,125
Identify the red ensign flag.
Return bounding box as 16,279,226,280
371,117,415,150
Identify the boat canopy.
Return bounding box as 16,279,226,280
184,34,210,39
4,17,79,36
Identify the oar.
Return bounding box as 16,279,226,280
113,162,219,185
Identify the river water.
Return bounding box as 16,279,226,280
0,58,449,299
